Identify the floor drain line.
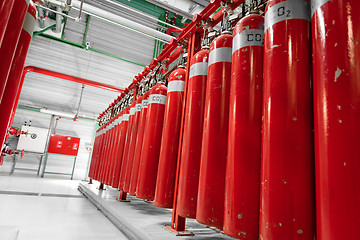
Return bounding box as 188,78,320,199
0,190,83,198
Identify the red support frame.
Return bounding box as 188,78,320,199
21,66,124,93
164,31,202,235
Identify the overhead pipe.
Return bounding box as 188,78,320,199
22,66,124,92
35,4,78,21
53,6,63,33
71,0,174,43
101,0,182,30
36,6,45,28
144,0,193,20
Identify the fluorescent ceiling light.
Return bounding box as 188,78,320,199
40,108,76,119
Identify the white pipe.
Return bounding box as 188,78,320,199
72,0,174,42
101,0,182,30
40,108,76,119
53,6,63,33
81,10,170,44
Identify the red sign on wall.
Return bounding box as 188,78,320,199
48,134,81,156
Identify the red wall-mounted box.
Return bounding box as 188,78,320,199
47,134,80,156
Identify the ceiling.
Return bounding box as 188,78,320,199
19,0,206,119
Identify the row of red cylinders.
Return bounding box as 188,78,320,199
88,66,185,204
89,0,359,239
0,1,37,149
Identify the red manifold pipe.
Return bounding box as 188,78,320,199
22,66,124,93
211,0,246,26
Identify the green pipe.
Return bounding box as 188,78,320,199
17,106,96,123
114,0,163,18
36,34,145,67
61,11,68,39
88,47,145,67
113,0,186,27
39,33,85,48
33,22,60,37
82,15,91,46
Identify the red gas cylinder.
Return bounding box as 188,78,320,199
110,111,124,187
0,0,30,102
177,48,209,218
0,0,15,46
89,128,101,179
98,122,110,182
197,32,232,228
136,83,167,200
109,114,122,185
260,0,315,239
100,114,113,183
104,117,117,184
118,104,135,190
105,116,119,185
91,126,103,180
102,119,114,184
223,13,264,239
109,111,122,185
154,66,186,208
312,1,360,239
124,96,143,192
113,108,130,188
101,118,114,183
129,92,150,195
94,125,106,181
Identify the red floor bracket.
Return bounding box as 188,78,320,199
116,190,130,202
98,183,105,190
89,179,93,184
207,226,223,234
163,225,194,236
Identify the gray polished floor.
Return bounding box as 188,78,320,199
0,172,128,240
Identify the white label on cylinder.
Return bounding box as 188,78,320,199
189,62,208,79
23,12,36,36
208,47,232,66
118,116,123,124
265,0,310,31
311,0,330,17
149,94,167,105
142,100,149,108
136,104,142,112
232,29,264,54
122,114,130,121
167,80,185,93
130,107,136,115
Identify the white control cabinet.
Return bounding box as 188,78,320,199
17,126,49,153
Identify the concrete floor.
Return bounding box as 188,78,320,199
79,181,235,240
0,172,128,240
0,170,236,240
